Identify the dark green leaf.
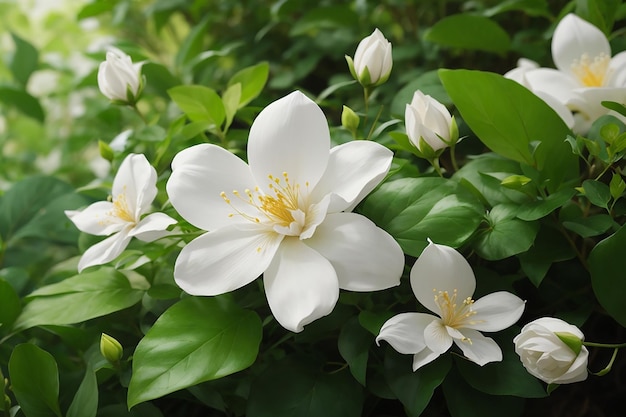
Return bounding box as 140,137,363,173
0,278,21,332
0,86,44,122
518,227,575,286
425,14,510,54
582,179,611,209
141,62,181,98
516,188,577,221
602,100,626,118
9,33,38,86
66,366,98,417
290,5,359,35
175,15,210,68
338,317,373,385
9,344,62,417
484,0,551,17
576,0,621,34
127,296,262,408
563,214,614,238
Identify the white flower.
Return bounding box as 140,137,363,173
166,91,404,332
376,240,525,370
405,91,457,154
66,153,176,272
347,28,393,87
97,48,143,103
514,317,589,384
523,14,626,133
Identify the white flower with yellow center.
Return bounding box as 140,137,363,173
166,91,404,333
376,241,525,370
66,153,176,272
523,14,626,133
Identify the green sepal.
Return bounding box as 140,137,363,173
345,55,357,81
500,174,532,190
98,140,114,162
547,383,559,394
341,105,360,133
555,331,583,356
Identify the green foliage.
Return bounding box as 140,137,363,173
425,14,511,54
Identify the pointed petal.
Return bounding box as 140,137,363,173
554,347,589,384
424,319,453,354
552,14,610,74
454,329,502,366
525,68,580,102
608,51,626,87
299,194,330,240
263,237,339,332
304,212,403,291
113,153,157,218
247,91,330,191
410,241,476,314
376,312,434,354
174,225,283,295
167,143,257,231
310,141,393,212
465,291,525,332
67,201,125,236
412,347,440,371
130,212,177,242
78,229,132,272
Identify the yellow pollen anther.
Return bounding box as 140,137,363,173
433,288,479,329
572,53,610,87
110,188,134,223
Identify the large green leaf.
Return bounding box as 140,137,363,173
168,85,225,128
127,296,262,408
0,86,44,122
338,317,372,386
0,278,20,331
9,344,62,417
247,355,364,417
9,33,39,86
13,268,145,330
66,366,98,417
589,224,626,327
425,14,510,54
227,62,269,109
439,69,577,191
360,177,484,257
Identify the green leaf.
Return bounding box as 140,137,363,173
227,62,269,108
9,33,38,86
589,224,626,327
582,179,611,209
127,296,262,408
439,69,577,191
516,188,577,221
0,279,21,331
610,173,626,200
247,356,364,417
0,86,44,122
360,177,484,257
484,0,551,17
141,62,181,98
425,14,510,54
338,317,372,386
66,366,98,417
474,204,539,260
358,310,395,336
13,268,145,330
77,1,116,19
384,350,452,417
9,344,62,417
576,0,621,35
175,15,210,68
562,214,614,238
168,85,225,128
518,227,575,286
290,5,359,35
222,82,242,130
602,100,626,118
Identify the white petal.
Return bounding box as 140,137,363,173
552,14,610,75
525,68,580,102
376,312,434,354
78,229,132,272
247,91,330,192
304,212,403,291
167,143,257,231
412,347,441,371
454,328,502,366
424,319,453,354
113,154,157,219
130,212,177,242
299,194,330,240
174,225,283,295
554,346,589,384
310,140,393,212
67,201,125,236
534,90,575,129
410,241,476,314
465,291,525,332
608,51,626,87
263,237,339,332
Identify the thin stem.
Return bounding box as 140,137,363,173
430,157,443,177
449,143,459,172
583,341,626,349
365,105,385,140
590,347,619,377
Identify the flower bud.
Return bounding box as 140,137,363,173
97,48,143,104
405,90,456,155
514,317,588,384
341,105,360,134
100,333,123,364
346,28,392,87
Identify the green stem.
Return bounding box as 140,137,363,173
430,157,443,177
583,341,626,349
130,103,147,124
590,347,619,377
449,143,459,172
365,105,384,140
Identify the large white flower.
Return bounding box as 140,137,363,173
66,153,176,272
376,241,525,370
166,91,404,332
524,14,626,132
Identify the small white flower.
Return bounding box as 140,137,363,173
166,91,404,333
405,91,457,154
347,28,393,87
97,48,143,103
377,240,525,370
66,153,176,272
514,317,589,384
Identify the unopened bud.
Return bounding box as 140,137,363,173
100,333,123,364
341,105,360,134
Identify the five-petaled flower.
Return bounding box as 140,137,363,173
376,240,525,370
166,90,404,333
66,153,176,272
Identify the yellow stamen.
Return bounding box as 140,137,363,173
572,53,610,87
433,288,479,329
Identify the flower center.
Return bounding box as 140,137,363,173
571,53,610,87
433,288,478,331
111,190,135,223
221,172,309,236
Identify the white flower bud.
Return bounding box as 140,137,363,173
405,90,456,154
514,317,588,385
97,48,142,103
347,28,392,87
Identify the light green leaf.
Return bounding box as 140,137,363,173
66,366,98,417
14,268,145,330
168,85,225,128
127,296,262,408
222,82,242,130
516,188,577,221
425,14,510,54
227,62,269,108
9,344,62,417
